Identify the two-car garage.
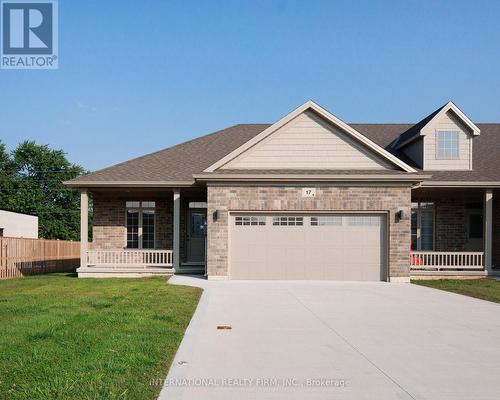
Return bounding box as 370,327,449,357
229,213,387,281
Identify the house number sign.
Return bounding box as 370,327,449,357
302,188,316,198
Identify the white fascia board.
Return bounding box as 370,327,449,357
204,100,417,173
396,101,481,150
421,102,480,136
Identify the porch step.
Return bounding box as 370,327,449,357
77,266,174,278
178,263,205,274
411,270,487,280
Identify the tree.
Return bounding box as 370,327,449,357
0,140,86,240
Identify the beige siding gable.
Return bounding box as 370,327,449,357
221,111,396,170
422,110,473,170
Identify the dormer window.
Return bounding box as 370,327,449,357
436,131,459,159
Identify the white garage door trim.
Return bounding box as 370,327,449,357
228,211,389,281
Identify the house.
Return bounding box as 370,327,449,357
65,101,500,281
0,210,38,239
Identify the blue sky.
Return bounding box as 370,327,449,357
1,0,499,171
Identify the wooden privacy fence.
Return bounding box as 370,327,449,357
0,237,80,280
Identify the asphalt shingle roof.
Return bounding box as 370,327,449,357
68,122,500,185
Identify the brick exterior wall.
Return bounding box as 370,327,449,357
207,185,412,279
91,192,207,264
91,195,173,251
411,190,483,252
92,197,126,249
435,199,467,251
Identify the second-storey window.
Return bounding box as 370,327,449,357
126,201,155,249
436,131,459,159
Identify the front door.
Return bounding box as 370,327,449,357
187,209,207,263
465,210,484,251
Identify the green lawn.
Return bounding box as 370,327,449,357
0,273,202,400
412,278,500,303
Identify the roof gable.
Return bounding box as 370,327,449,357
205,101,417,173
395,101,480,149
220,110,395,170
64,122,500,188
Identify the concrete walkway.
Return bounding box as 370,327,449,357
159,276,500,400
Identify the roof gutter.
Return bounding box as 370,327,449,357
63,180,195,188
420,181,500,188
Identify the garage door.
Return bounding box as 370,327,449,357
229,214,386,281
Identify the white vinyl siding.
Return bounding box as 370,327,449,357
422,111,472,170
221,111,395,170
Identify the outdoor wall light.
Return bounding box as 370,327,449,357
213,210,220,221
396,210,406,222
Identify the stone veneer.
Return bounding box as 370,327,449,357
207,185,412,280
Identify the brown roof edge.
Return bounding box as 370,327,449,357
63,180,195,188
420,181,500,188
193,173,431,183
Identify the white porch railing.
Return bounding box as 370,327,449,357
410,251,484,271
87,249,173,268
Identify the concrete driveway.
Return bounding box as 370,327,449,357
159,276,500,400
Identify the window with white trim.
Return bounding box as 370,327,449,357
411,202,434,250
272,216,303,226
189,201,207,209
126,201,156,249
346,216,380,226
436,131,459,159
235,216,266,226
311,216,342,226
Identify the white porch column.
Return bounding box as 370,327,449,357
173,189,181,269
484,190,493,273
80,189,88,269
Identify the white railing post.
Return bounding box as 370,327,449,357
484,190,493,274
80,190,88,269
85,249,174,268
173,189,181,270
410,251,485,271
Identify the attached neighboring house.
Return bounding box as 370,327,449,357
0,210,38,239
65,101,500,281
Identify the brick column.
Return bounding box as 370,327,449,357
80,189,88,269
173,189,180,269
484,189,493,273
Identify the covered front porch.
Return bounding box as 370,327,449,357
78,187,207,277
410,187,499,279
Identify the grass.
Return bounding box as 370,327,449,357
412,278,500,304
0,273,202,400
